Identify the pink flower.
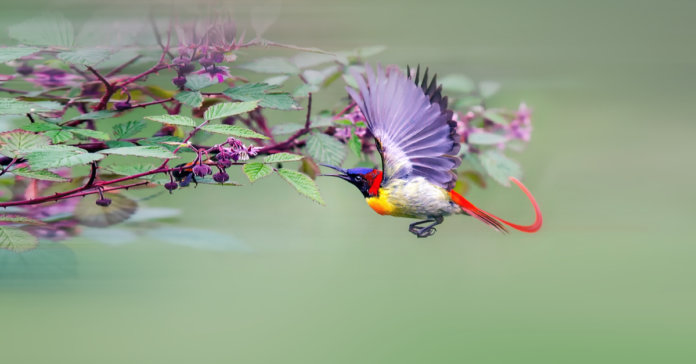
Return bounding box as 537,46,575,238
195,65,231,83
25,67,80,88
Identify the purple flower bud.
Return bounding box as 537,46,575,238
198,57,214,68
211,52,225,64
213,171,229,183
192,164,212,177
95,198,112,207
172,76,187,88
217,159,232,168
177,63,195,75
114,101,131,111
164,182,179,192
16,64,33,76
227,137,243,149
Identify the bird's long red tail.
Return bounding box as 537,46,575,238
449,177,543,233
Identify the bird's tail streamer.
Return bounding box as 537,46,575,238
449,177,543,233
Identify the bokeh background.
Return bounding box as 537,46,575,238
1,0,695,363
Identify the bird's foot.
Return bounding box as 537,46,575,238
409,226,437,238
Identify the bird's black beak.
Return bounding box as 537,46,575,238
319,164,351,181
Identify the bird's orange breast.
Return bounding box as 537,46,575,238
365,188,396,216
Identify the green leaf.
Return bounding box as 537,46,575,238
144,114,198,127
291,52,337,68
0,130,51,158
292,83,319,98
21,122,61,132
454,96,483,109
305,132,346,165
101,146,178,159
45,129,73,143
223,83,298,110
271,123,304,135
185,74,218,91
348,133,362,158
238,57,300,74
333,118,353,126
0,46,40,63
68,128,111,140
8,13,75,48
0,226,38,252
196,176,243,186
67,110,116,121
483,110,509,125
276,168,324,204
105,140,135,148
479,149,522,187
24,145,104,170
0,215,47,226
0,98,62,115
175,91,203,108
74,194,138,227
102,164,168,184
57,48,112,66
263,75,289,85
479,81,501,98
201,124,268,139
468,132,507,145
263,153,304,164
10,167,70,182
112,120,146,139
204,101,259,120
243,162,273,183
441,74,475,93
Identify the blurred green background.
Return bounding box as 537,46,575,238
1,0,695,363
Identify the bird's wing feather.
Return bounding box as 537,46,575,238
346,64,461,190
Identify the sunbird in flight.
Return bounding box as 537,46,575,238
323,65,542,237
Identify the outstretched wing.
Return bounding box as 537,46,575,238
346,64,461,190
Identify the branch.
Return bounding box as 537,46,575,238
258,93,313,153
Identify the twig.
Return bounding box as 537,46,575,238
105,55,143,78
258,93,313,153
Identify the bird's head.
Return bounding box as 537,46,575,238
321,164,383,198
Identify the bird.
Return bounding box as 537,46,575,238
321,64,542,238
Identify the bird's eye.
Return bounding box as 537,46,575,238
354,175,364,182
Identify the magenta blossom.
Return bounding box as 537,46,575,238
25,67,80,88
195,65,231,83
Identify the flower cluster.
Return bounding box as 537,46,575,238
455,102,533,152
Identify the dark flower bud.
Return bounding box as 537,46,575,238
16,64,33,76
164,182,179,192
95,198,112,207
192,164,212,177
154,125,176,137
217,159,232,168
178,63,195,75
213,171,229,183
172,76,187,88
114,101,131,111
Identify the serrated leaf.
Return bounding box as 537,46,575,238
175,91,203,108
201,124,268,139
441,74,475,93
144,114,198,127
271,123,304,135
185,74,218,90
105,140,135,148
348,133,362,158
0,226,38,252
101,146,178,159
204,101,259,120
112,120,145,139
10,167,70,182
74,194,138,227
0,98,62,115
479,149,522,187
21,122,61,132
0,215,47,226
69,128,111,140
67,110,116,121
305,132,346,165
264,153,303,164
243,162,273,183
58,48,112,66
8,13,75,48
277,168,324,204
292,83,319,98
0,130,51,158
0,46,40,63
238,57,300,74
45,129,73,143
24,145,104,170
223,83,298,110
468,132,507,145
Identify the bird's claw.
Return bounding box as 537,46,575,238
410,226,437,238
